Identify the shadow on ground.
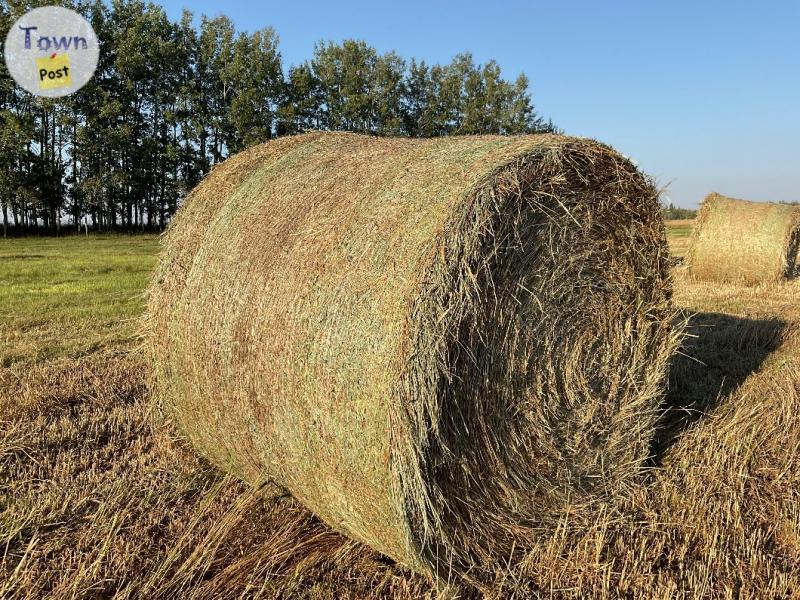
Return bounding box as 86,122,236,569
650,311,789,463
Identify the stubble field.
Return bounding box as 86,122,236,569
1,223,798,598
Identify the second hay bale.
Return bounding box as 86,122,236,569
148,132,677,587
686,192,800,284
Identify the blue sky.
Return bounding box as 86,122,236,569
159,0,799,207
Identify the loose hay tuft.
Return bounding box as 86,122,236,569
147,132,677,587
686,192,800,284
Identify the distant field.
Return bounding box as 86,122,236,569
1,224,799,598
665,218,693,258
0,235,158,366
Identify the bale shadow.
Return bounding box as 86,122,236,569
650,311,789,463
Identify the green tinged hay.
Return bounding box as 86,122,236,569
147,132,676,587
686,192,800,284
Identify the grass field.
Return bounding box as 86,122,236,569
0,235,158,367
1,223,799,598
665,219,693,258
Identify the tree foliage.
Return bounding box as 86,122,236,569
661,202,697,220
0,0,557,234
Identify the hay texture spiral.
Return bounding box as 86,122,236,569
148,132,675,585
686,193,800,284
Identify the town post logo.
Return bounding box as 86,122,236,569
4,6,99,98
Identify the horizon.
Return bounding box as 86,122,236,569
156,0,800,208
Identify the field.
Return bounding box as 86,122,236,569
1,224,799,598
0,235,158,367
665,219,693,259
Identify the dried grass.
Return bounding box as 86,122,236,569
2,271,799,598
147,132,677,587
0,350,432,599
686,193,800,284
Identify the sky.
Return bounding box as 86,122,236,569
158,0,800,208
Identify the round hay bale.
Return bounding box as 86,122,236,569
686,192,800,284
148,132,676,585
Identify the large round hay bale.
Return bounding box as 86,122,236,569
686,193,800,284
148,132,675,585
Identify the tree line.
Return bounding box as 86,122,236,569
0,0,556,236
661,203,697,220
